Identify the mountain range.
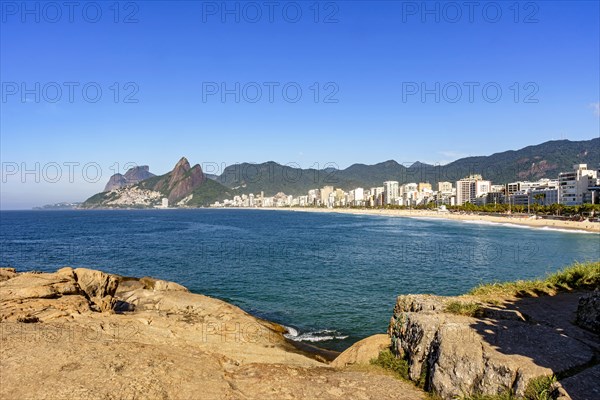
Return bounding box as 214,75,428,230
82,138,599,207
209,138,599,196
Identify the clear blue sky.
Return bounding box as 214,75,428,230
1,1,599,209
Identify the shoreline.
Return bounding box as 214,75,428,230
16,206,600,233
255,207,600,233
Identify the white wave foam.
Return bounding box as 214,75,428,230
283,328,348,342
283,325,298,337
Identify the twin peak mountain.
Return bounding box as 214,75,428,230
151,157,206,204
85,157,228,208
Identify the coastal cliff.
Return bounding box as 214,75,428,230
386,263,600,399
0,267,425,400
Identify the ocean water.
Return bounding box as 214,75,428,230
1,209,598,351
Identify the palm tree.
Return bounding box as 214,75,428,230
533,193,545,214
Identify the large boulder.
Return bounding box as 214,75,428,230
331,334,391,368
72,268,119,312
0,267,17,282
389,294,595,398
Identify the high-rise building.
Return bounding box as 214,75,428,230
383,181,399,204
308,189,319,205
320,186,334,205
558,164,598,205
456,175,491,205
349,188,364,206
418,182,432,192
334,188,346,206
438,181,453,194
373,187,384,206
400,183,418,206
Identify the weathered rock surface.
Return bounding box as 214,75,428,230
576,291,600,333
72,267,119,311
0,267,17,282
389,293,599,399
1,268,426,400
330,334,391,368
139,276,189,292
0,267,123,321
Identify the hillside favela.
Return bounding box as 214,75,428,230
1,2,599,400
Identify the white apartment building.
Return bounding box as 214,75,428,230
320,186,334,206
456,175,491,205
559,164,598,205
383,181,399,204
308,189,319,206
373,187,384,206
400,183,418,206
507,179,559,196
349,187,365,206
438,181,453,194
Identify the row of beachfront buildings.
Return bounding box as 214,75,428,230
212,164,600,209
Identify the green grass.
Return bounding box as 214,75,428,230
459,375,556,400
523,376,557,400
445,301,485,317
469,262,600,299
370,349,409,380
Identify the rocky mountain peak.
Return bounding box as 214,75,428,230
173,157,191,172
104,166,155,192
153,157,206,203
124,165,151,180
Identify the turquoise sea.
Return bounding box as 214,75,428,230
1,209,598,351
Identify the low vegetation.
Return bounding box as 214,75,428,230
523,375,557,400
445,301,485,317
469,262,600,299
370,349,409,380
460,375,557,400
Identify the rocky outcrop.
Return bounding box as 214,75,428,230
0,267,125,321
388,294,598,399
0,267,17,282
71,268,119,312
0,268,106,321
1,268,427,400
104,166,155,192
139,276,189,292
576,291,600,333
152,157,205,204
331,334,390,368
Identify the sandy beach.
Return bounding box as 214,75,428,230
258,207,600,233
